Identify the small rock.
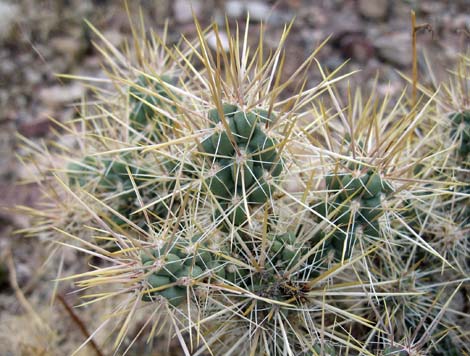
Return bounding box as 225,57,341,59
18,117,51,138
245,1,271,22
418,1,445,15
328,11,362,35
301,6,328,27
61,247,79,267
225,0,244,18
335,32,374,64
0,183,40,228
173,0,202,23
14,262,32,288
207,31,230,52
24,68,42,85
267,10,295,26
375,33,412,68
300,28,327,46
0,2,19,41
51,36,83,61
358,0,389,21
0,57,15,76
224,1,286,24
39,84,84,107
102,30,124,48
449,14,470,32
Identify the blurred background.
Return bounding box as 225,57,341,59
0,0,469,354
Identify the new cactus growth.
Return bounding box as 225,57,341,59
129,75,177,139
201,106,282,210
312,170,391,259
449,111,470,157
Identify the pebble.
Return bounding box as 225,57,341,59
102,30,124,48
0,57,15,76
358,0,389,21
301,6,328,27
206,31,230,52
245,1,271,22
0,183,40,227
225,0,244,18
336,32,374,64
39,84,84,107
51,36,83,61
18,116,51,138
0,2,19,41
24,68,42,85
449,14,470,32
418,1,445,15
327,11,361,35
374,33,412,68
173,0,202,23
225,1,277,23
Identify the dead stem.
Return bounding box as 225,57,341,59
57,293,105,356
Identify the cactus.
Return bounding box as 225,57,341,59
18,16,470,356
312,170,391,260
449,111,470,158
201,105,282,225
